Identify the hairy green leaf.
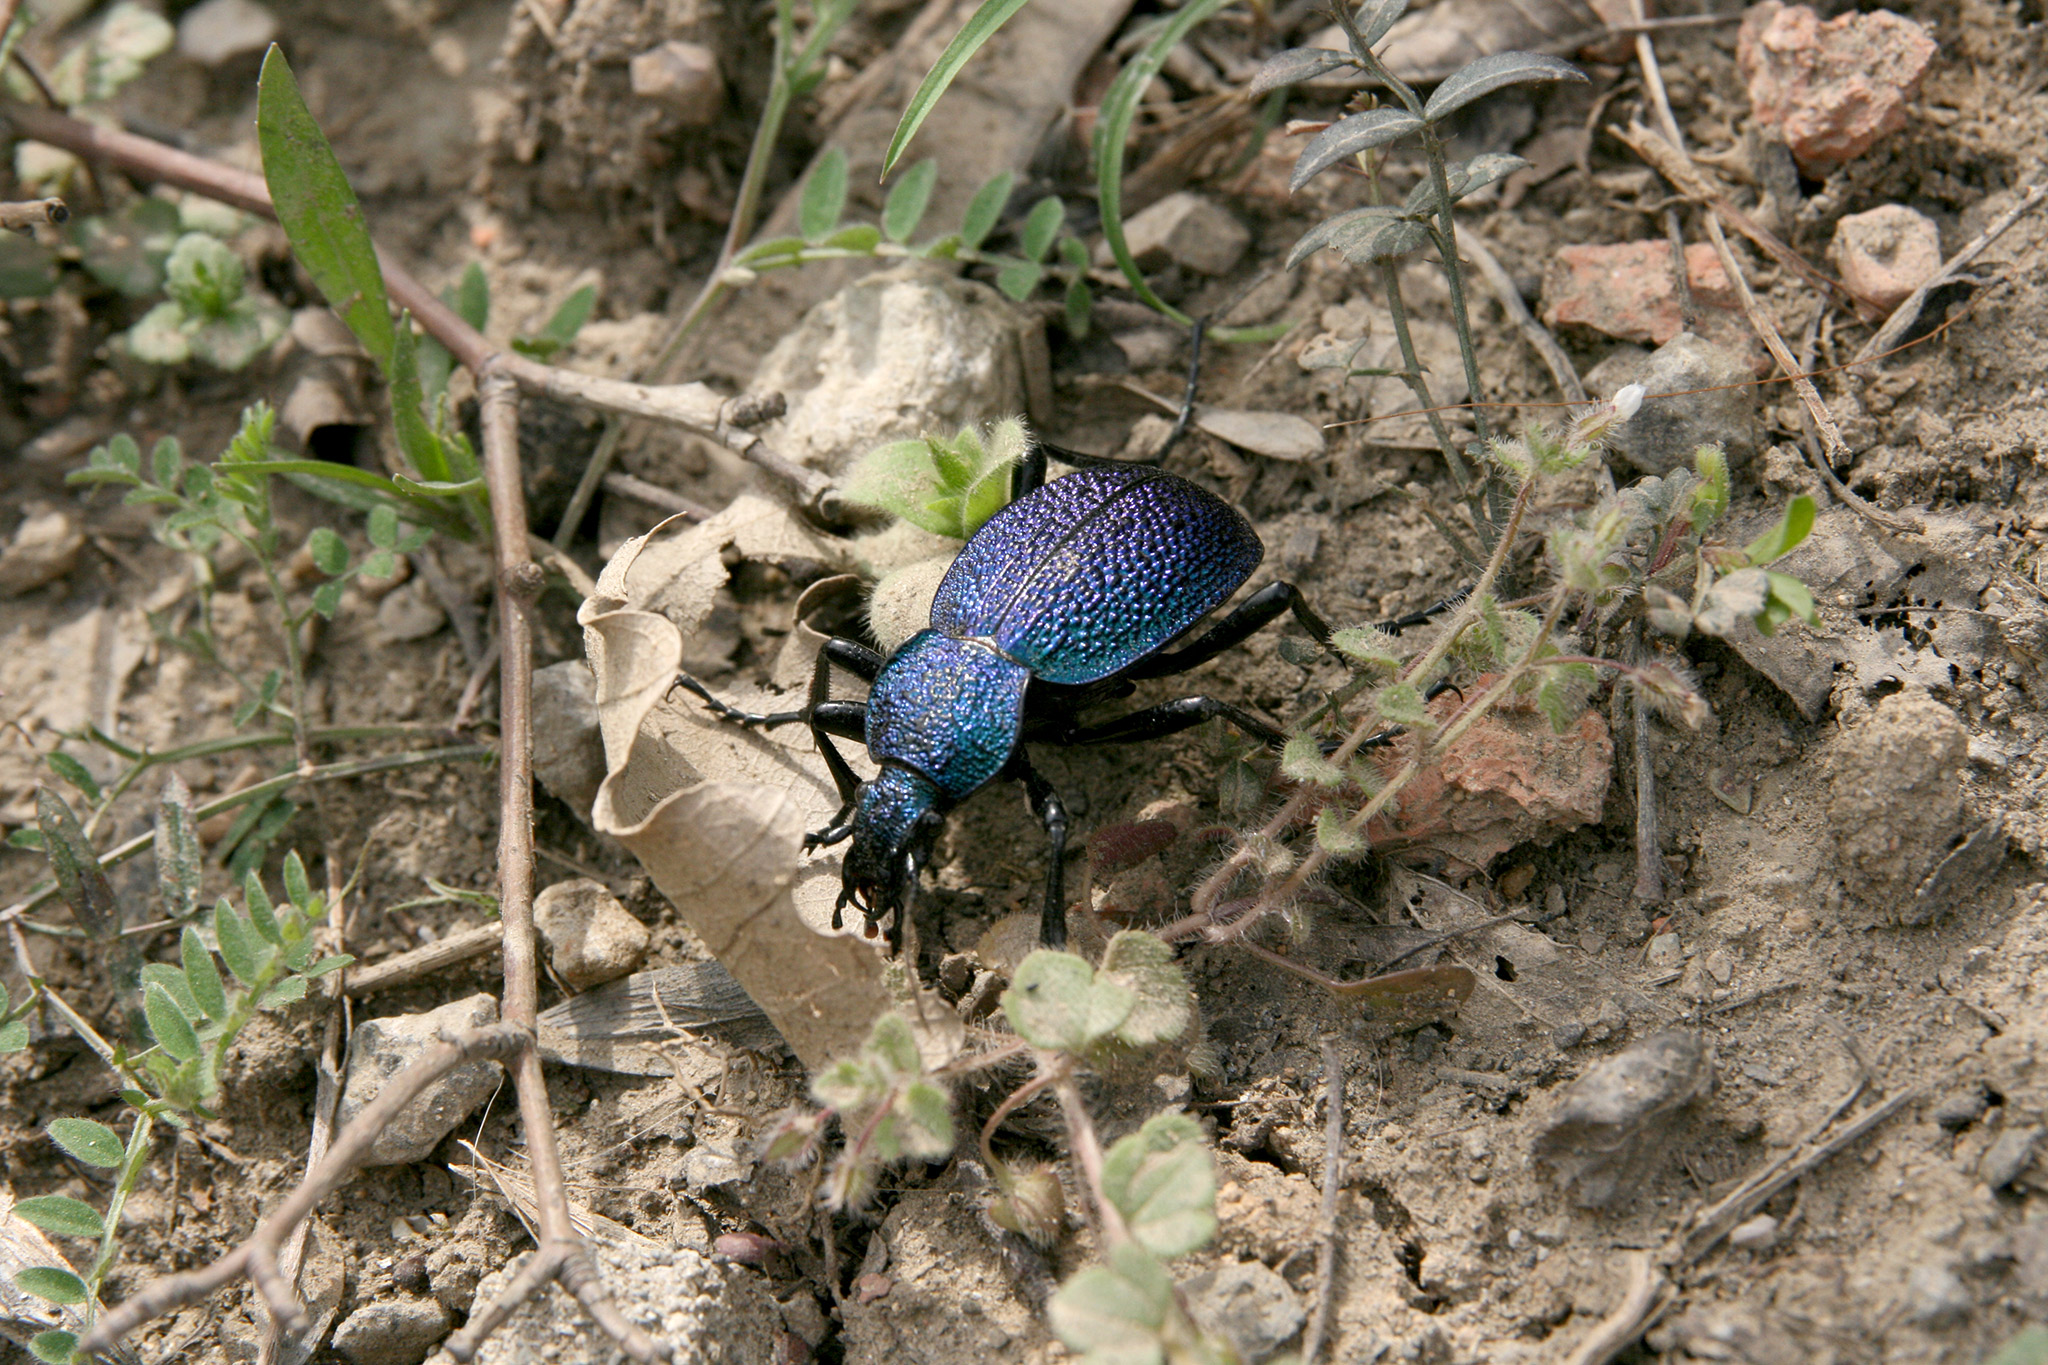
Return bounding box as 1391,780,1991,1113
883,158,938,242
43,752,101,806
11,1195,105,1240
1246,45,1358,98
258,47,395,370
1098,931,1189,1048
1290,108,1422,191
28,1330,78,1364
1099,1113,1216,1257
959,171,1013,251
37,788,115,941
182,925,227,1020
798,148,848,242
1422,51,1587,124
14,1267,89,1307
46,1117,124,1168
145,981,200,1062
212,900,263,987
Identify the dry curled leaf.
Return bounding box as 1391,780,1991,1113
578,497,962,1069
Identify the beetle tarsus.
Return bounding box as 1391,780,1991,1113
670,673,804,728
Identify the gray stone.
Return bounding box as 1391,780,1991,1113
1535,1031,1714,1209
0,508,84,595
1728,1214,1779,1250
1585,331,1762,474
374,580,446,644
1106,192,1251,276
1902,1261,1972,1327
629,41,724,126
176,0,277,66
1981,1126,2042,1190
1180,1260,1304,1363
534,878,650,990
1932,1087,1989,1129
330,1296,452,1365
470,1238,779,1365
532,661,606,823
1827,690,1970,922
752,266,1040,476
337,994,504,1166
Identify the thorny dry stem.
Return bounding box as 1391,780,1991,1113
1301,1033,1346,1364
1161,476,1541,944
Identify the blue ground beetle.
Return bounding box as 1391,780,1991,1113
675,444,1443,951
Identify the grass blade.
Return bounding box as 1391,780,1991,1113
882,0,1032,178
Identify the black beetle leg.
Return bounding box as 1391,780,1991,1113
1126,581,1334,680
669,673,805,727
1053,696,1287,751
1377,594,1466,636
1009,755,1071,950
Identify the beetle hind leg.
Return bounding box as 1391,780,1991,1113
669,673,806,728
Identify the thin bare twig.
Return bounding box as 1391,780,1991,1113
76,1026,533,1355
0,195,66,230
601,471,711,523
1301,1034,1346,1363
1562,1251,1665,1365
1855,184,2045,362
1455,226,1585,404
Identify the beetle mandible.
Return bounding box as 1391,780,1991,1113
674,443,1445,951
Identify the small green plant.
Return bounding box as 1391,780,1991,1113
8,833,348,1365
772,932,1236,1363
726,151,1099,337
841,417,1028,539
122,232,288,370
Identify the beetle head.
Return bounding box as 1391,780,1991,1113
839,766,943,937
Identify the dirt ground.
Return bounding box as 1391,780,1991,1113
1,0,2046,1362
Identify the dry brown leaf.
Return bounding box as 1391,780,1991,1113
1194,407,1327,461
579,498,962,1070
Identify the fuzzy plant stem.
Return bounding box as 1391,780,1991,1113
1050,1063,1131,1248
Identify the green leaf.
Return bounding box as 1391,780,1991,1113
995,259,1042,301
1316,807,1368,856
1422,51,1588,124
182,925,227,1019
302,953,354,978
366,503,399,550
212,900,263,987
12,1195,105,1240
0,1020,28,1053
0,230,58,299
260,974,308,1007
1003,951,1103,1052
1246,46,1360,98
8,829,44,850
1097,931,1190,1048
882,0,1032,178
1290,109,1422,191
151,435,183,489
258,47,395,371
1093,0,1230,328
1740,494,1816,567
882,158,938,242
387,312,454,485
1763,571,1818,630
1063,275,1092,339
145,981,200,1062
1982,1327,2048,1365
1281,734,1346,788
1020,196,1063,262
46,1117,124,1168
14,1267,89,1307
890,1080,955,1159
798,148,849,243
43,752,101,806
452,261,489,330
282,850,313,911
306,526,348,576
244,871,282,945
959,170,1013,251
28,1330,77,1364
1047,1243,1175,1362
1354,0,1414,48
162,233,244,316
822,223,883,253
521,283,596,358
37,788,115,941
1100,1112,1216,1257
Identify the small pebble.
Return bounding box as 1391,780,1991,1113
330,1296,452,1365
0,508,84,596
1586,332,1763,475
374,580,447,644
1931,1087,1988,1130
1101,192,1250,276
1179,1260,1305,1364
1902,1261,1972,1327
176,0,278,67
1728,1213,1779,1250
1980,1126,2041,1191
629,41,725,125
533,878,650,990
336,994,504,1166
1829,205,1941,313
